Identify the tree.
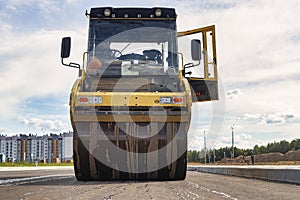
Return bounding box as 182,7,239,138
254,144,260,154
289,139,300,150
278,140,289,154
187,138,300,163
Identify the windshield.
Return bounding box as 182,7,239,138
86,20,178,76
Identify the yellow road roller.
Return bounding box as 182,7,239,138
60,7,218,180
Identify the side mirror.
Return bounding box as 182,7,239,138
60,37,80,71
61,37,71,58
191,39,202,61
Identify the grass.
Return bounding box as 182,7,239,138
0,162,74,167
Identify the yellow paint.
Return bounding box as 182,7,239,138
74,91,188,107
73,115,190,122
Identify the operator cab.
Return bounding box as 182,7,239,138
85,7,178,77
60,7,218,101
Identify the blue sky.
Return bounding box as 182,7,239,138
0,0,300,150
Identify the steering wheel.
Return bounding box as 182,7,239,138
111,49,122,58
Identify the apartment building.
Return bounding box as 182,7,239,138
0,132,73,163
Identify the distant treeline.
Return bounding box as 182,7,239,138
188,138,300,163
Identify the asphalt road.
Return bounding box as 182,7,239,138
0,167,299,200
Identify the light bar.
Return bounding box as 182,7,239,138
89,7,176,19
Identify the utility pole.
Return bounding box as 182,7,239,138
213,149,216,163
204,130,207,164
231,124,235,158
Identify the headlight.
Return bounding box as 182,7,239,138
155,9,162,17
104,9,111,17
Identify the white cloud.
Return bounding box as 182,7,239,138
63,103,69,108
173,0,300,86
188,133,204,150
189,129,256,150
243,113,262,120
258,113,297,125
0,12,11,32
20,118,68,132
0,129,6,133
65,0,77,5
0,23,12,32
0,28,86,119
260,114,285,125
4,0,59,13
243,112,297,125
215,132,254,149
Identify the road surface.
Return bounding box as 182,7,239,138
0,167,299,200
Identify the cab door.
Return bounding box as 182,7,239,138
177,25,218,102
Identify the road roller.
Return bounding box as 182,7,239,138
60,7,218,180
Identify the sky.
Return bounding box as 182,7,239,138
0,0,300,151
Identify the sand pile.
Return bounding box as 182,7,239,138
220,150,300,164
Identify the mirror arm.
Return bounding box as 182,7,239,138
184,63,194,69
61,58,80,69
69,62,81,69
183,60,201,78
61,58,69,67
184,60,201,69
193,60,201,67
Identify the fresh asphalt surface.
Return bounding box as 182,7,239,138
0,166,299,200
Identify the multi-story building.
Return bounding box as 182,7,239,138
63,132,73,162
0,132,73,163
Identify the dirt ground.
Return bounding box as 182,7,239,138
219,150,300,165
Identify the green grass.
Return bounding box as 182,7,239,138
0,162,74,167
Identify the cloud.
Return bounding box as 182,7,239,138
0,12,12,32
188,133,204,150
259,113,297,125
214,131,258,149
192,132,255,150
4,0,59,13
243,113,263,120
243,112,297,125
0,28,85,119
63,103,69,108
0,129,6,133
172,0,300,86
20,118,68,132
